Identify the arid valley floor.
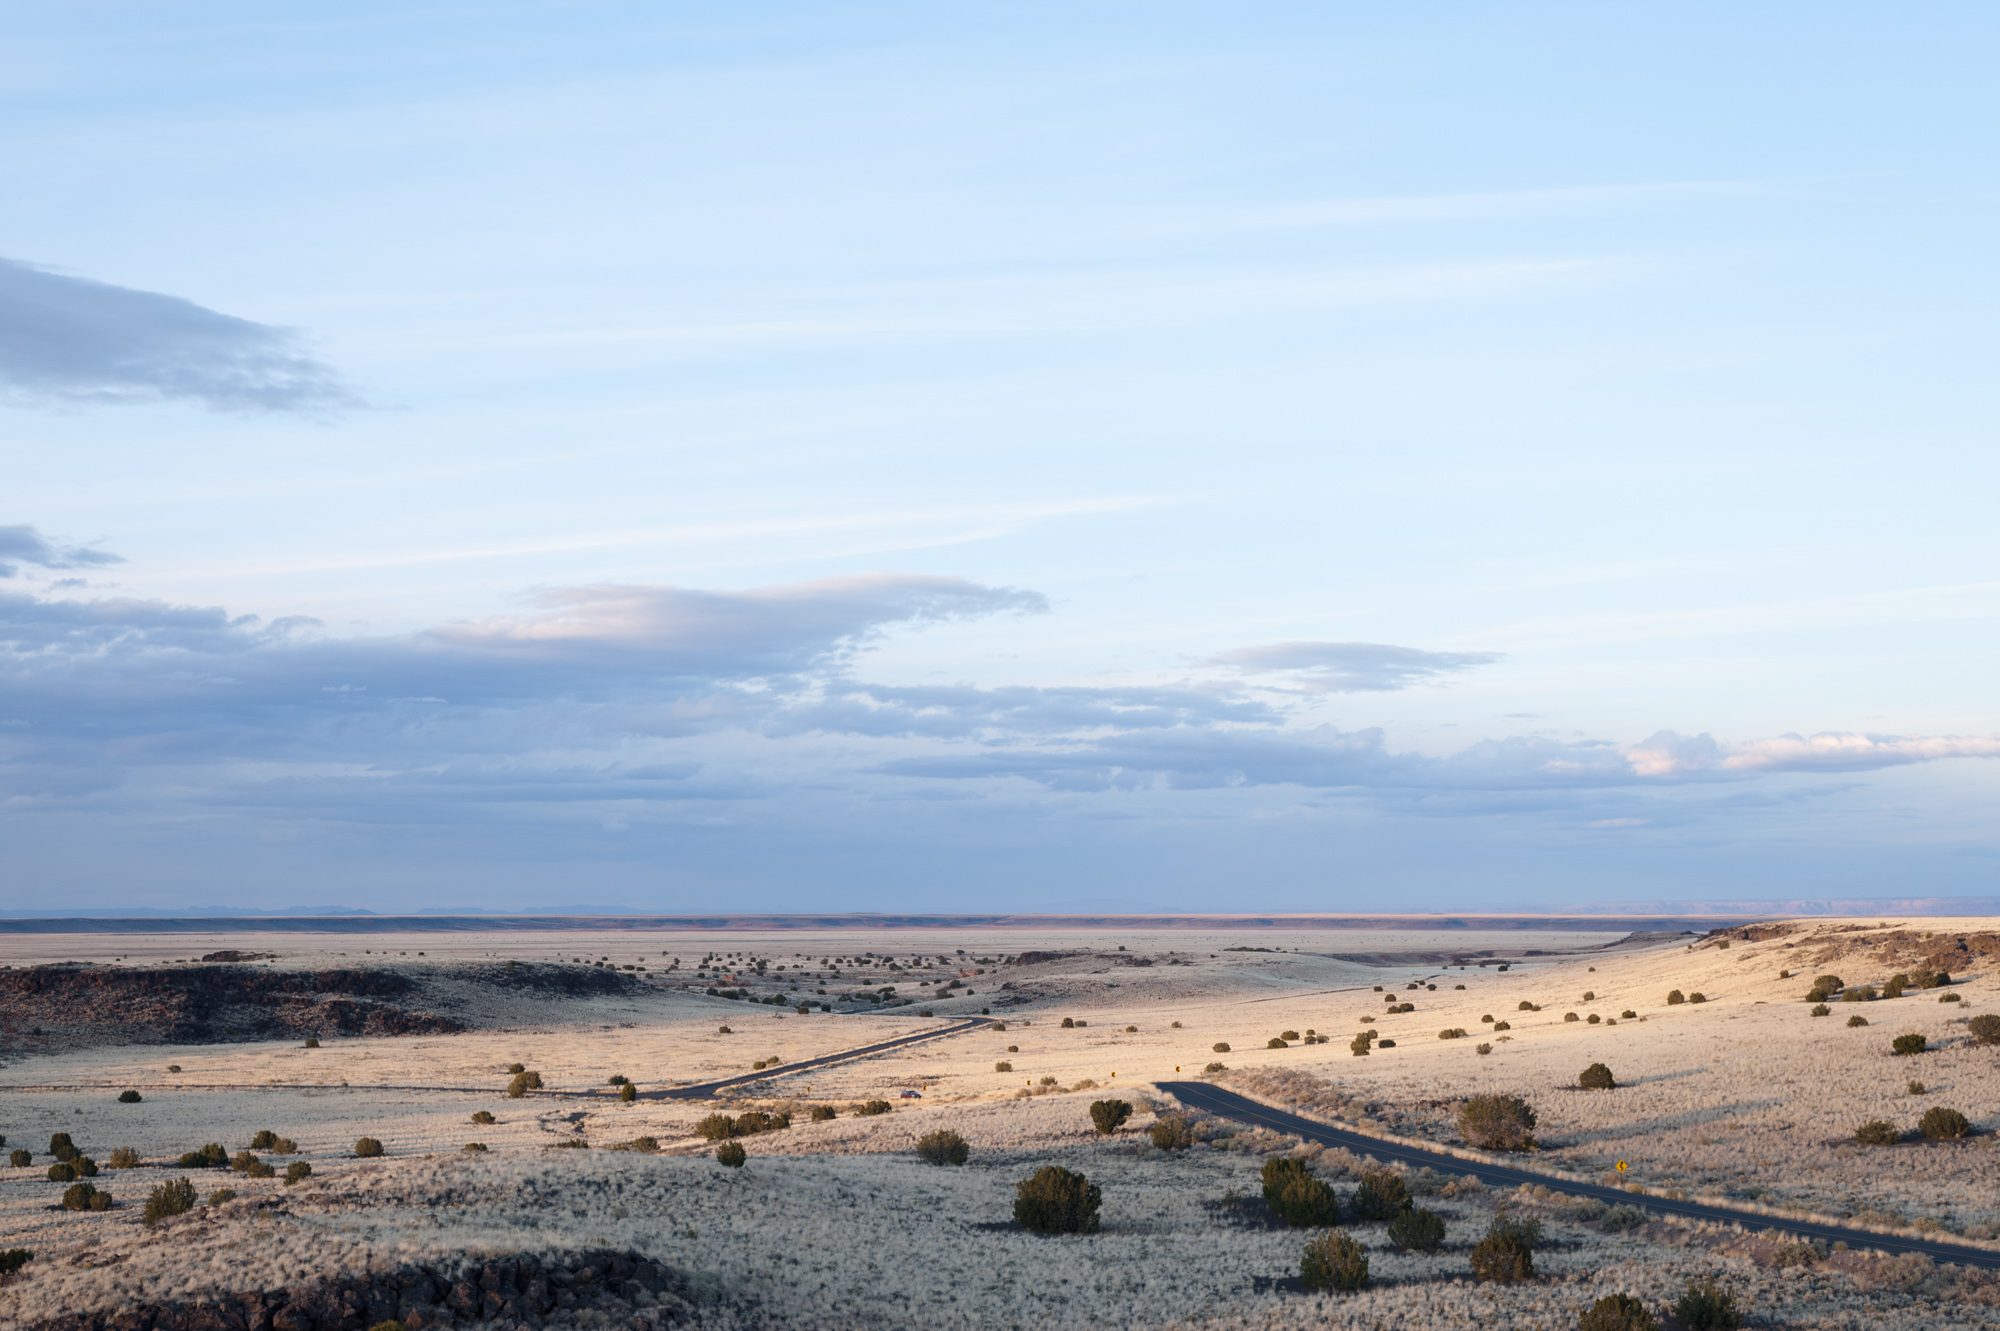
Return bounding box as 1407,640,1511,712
1,917,1997,1330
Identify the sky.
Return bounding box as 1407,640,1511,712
3,3,1998,913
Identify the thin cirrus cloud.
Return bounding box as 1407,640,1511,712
0,257,360,414
1210,640,1503,692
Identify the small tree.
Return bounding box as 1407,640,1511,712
1673,1278,1742,1331
1261,1157,1339,1227
1918,1106,1970,1140
1013,1165,1100,1234
1386,1205,1445,1252
1579,1293,1659,1331
1089,1099,1133,1135
1458,1095,1537,1151
915,1129,970,1166
1299,1231,1368,1292
1578,1062,1616,1090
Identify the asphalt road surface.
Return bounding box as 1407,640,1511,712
1158,1080,2000,1272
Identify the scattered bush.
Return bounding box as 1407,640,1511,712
1578,1293,1659,1331
1089,1099,1133,1134
285,1161,312,1184
1688,993,1706,1004
177,1143,227,1169
1843,984,1876,1003
1620,1009,1636,1019
1386,1205,1446,1252
1564,1012,1580,1023
0,1248,30,1282
619,1083,637,1103
506,1062,526,1074
1908,1079,1927,1095
1438,1028,1468,1040
353,1136,385,1158
1883,974,1908,998
1458,1094,1537,1151
471,1110,496,1125
207,1188,236,1206
1673,1278,1742,1331
716,1141,747,1167
1940,992,1962,1003
1666,990,1685,1006
1261,1157,1340,1227
855,1099,893,1116
1477,1042,1493,1055
117,1089,142,1104
1578,1062,1616,1090
1061,1017,1075,1028
1203,1061,1227,1073
1809,1003,1831,1017
1212,1042,1231,1053
1348,1165,1408,1221
1150,1115,1196,1150
1846,1014,1869,1027
303,1037,320,1049
1919,1106,1971,1140
9,1149,32,1168
1266,1036,1289,1048
1014,1165,1100,1234
62,1182,112,1211
1492,1020,1511,1032
46,1162,76,1183
1891,1033,1928,1056
995,1061,1013,1073
1968,1014,2000,1045
462,1142,489,1154
48,1133,78,1162
915,1129,970,1166
1299,1231,1369,1292
1470,1212,1539,1283
1854,1120,1899,1145
143,1177,197,1225
809,1105,838,1122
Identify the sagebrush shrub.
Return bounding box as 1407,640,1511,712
1853,1120,1898,1145
1666,990,1685,1006
1150,1115,1195,1150
8,1150,29,1167
915,1129,970,1166
1014,1165,1100,1234
995,1061,1013,1072
1212,1042,1230,1053
1386,1205,1445,1252
1299,1231,1368,1292
1579,1292,1659,1331
1470,1212,1539,1283
117,1089,142,1104
1846,1014,1868,1027
353,1136,385,1158
285,1161,312,1184
48,1133,78,1162
1203,1061,1227,1073
177,1143,228,1169
810,1105,838,1122
1968,1014,2000,1045
471,1110,496,1125
1578,1062,1616,1090
715,1141,747,1167
1458,1094,1536,1151
1673,1278,1742,1330
1891,1033,1927,1056
143,1177,197,1225
1347,1165,1408,1220
1809,1004,1831,1017
1261,1157,1339,1227
62,1182,112,1211
856,1099,892,1116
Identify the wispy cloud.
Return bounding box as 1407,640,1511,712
1210,640,1502,692
0,257,360,414
0,525,123,578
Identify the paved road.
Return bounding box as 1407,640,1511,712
647,1016,995,1099
1158,1080,2000,1272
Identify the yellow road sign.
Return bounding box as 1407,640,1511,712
1615,1160,1628,1174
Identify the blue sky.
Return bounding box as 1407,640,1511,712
3,3,1997,912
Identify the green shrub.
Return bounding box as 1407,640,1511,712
1578,1062,1616,1090
1908,1079,1927,1095
303,1037,320,1049
117,1089,142,1104
619,1083,637,1103
62,1182,111,1212
1810,1003,1831,1017
1458,1094,1537,1151
47,1162,75,1183
1089,1100,1133,1135
1564,1012,1580,1023
471,1110,496,1125
1688,992,1707,1003
916,1129,970,1166
1349,1033,1372,1056
1061,1017,1075,1028
995,1061,1013,1072
1853,1119,1899,1145
143,1177,197,1225
285,1161,312,1183
353,1136,385,1158
1940,992,1961,1003
1261,1157,1340,1227
1013,1165,1100,1234
1386,1205,1445,1252
462,1142,489,1153
1673,1278,1742,1330
1918,1106,1970,1140
1620,1009,1637,1019
1203,1061,1226,1073
1477,1042,1493,1055
177,1143,228,1169
1279,1030,1299,1041
0,1248,30,1281
716,1141,747,1167
506,1073,531,1098
856,1099,892,1116
1578,1292,1659,1331
1347,1165,1408,1221
810,1105,838,1122
1376,1039,1396,1048
1492,1020,1511,1031
1891,1033,1927,1056
1846,1014,1868,1027
1666,990,1685,1006
207,1188,236,1206
1883,974,1909,998
1968,1014,2000,1045
1149,1115,1195,1150
8,1150,28,1167
48,1133,78,1162
1265,1036,1288,1048
1439,1027,1468,1039
1470,1212,1539,1283
1212,1042,1230,1053
1299,1231,1368,1292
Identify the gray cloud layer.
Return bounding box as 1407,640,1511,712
1211,640,1502,691
0,525,124,578
0,258,360,414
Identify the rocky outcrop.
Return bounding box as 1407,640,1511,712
27,1248,695,1331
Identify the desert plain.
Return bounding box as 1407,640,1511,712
1,916,1997,1330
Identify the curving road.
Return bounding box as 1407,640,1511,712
648,1016,995,1099
1158,1080,2000,1272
